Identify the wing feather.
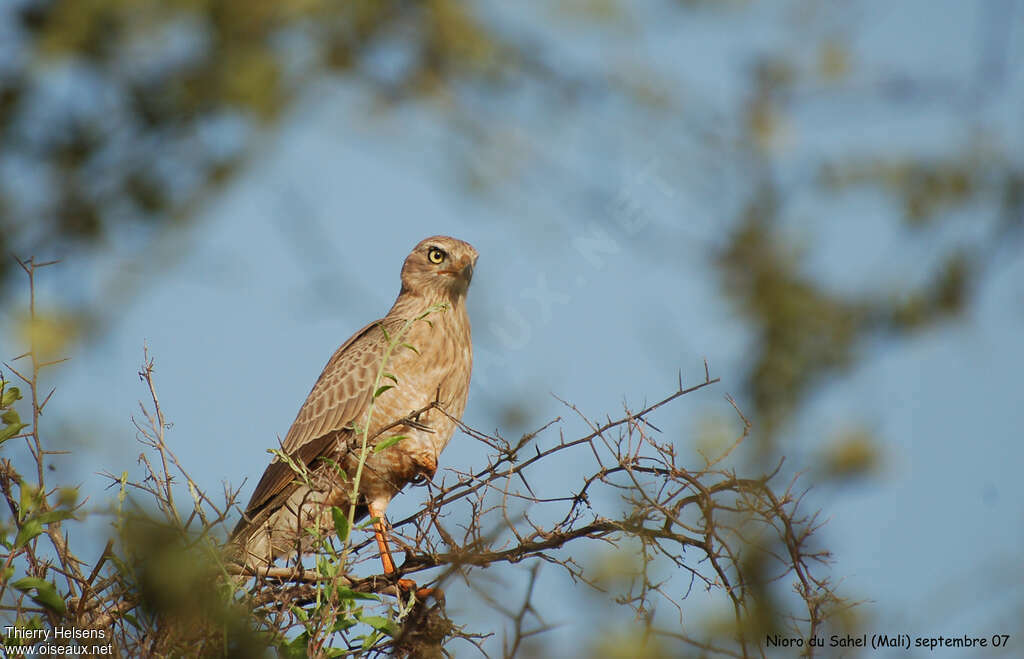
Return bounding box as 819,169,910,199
238,318,396,526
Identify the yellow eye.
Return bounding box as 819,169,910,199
427,247,446,264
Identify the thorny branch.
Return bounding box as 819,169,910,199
226,365,844,657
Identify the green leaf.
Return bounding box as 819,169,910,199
0,407,26,442
279,631,310,659
11,577,54,591
382,372,398,384
0,421,27,443
1,385,22,407
331,616,359,633
331,506,350,543
401,342,420,355
35,509,75,525
57,487,78,507
11,578,66,614
337,586,379,602
31,587,67,615
359,615,397,636
18,480,39,518
373,385,394,398
14,519,43,549
319,457,349,481
361,631,382,651
15,510,76,548
116,471,129,508
357,516,379,530
373,435,408,453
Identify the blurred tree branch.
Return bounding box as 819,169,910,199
1,0,505,314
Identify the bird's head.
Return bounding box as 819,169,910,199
400,235,479,301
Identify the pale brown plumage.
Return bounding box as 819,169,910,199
231,236,477,572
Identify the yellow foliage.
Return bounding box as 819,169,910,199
221,46,282,117
819,41,849,81
17,312,79,362
694,414,739,464
590,628,670,659
427,0,496,67
820,429,880,480
588,543,643,588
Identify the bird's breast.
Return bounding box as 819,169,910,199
347,302,472,496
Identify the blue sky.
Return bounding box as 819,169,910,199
4,0,1024,655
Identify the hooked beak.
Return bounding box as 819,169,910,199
441,256,475,283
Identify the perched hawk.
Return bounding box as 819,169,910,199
231,236,477,590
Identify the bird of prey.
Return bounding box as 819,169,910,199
230,235,477,594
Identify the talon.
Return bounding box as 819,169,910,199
396,579,444,602
369,502,442,602
417,586,444,602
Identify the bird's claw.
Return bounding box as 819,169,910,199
396,578,444,602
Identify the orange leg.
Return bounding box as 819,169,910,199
368,503,438,601
370,513,401,577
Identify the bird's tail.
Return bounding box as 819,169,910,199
224,493,369,586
